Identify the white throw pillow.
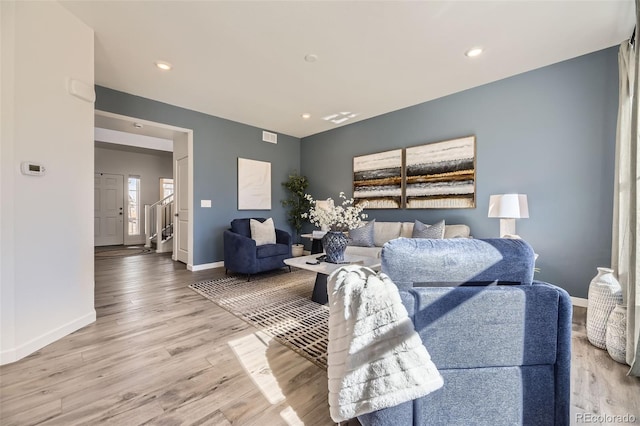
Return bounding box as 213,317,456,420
443,224,471,238
250,218,276,246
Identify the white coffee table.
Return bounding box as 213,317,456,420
284,253,381,304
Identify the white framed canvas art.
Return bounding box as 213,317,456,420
238,158,271,210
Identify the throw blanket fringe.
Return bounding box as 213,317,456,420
327,265,443,422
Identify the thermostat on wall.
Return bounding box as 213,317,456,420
21,161,46,176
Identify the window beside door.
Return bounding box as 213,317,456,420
128,176,141,236
160,178,174,200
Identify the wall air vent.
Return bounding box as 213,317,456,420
262,131,278,144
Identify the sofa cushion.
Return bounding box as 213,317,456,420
231,217,266,237
345,245,383,258
381,238,536,287
348,219,376,247
373,221,402,247
444,224,471,239
412,366,555,426
256,243,289,258
250,218,276,246
400,222,415,238
412,219,445,239
400,222,471,240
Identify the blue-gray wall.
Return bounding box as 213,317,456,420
95,87,301,265
301,47,619,299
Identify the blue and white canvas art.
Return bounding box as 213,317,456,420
353,149,403,209
404,136,476,209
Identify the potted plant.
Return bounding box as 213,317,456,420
281,172,311,256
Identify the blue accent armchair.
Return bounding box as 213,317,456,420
223,218,292,280
358,238,571,426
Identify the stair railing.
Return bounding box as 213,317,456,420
144,193,174,249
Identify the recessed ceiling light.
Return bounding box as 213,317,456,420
155,61,172,70
301,113,311,119
304,54,318,63
465,47,483,58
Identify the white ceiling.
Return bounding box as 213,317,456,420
61,0,635,139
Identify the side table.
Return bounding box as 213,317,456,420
300,233,324,255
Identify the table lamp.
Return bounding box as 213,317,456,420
488,194,529,237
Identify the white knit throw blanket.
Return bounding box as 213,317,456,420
327,266,444,422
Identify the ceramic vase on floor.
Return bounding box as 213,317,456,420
322,231,349,263
586,267,622,349
606,304,628,364
292,244,304,257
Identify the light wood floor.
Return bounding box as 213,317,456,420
1,251,639,425
570,307,640,421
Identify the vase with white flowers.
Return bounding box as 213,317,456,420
302,192,368,263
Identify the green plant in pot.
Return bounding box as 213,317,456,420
281,172,311,257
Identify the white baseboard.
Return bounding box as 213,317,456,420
188,261,224,271
0,310,96,366
571,297,588,308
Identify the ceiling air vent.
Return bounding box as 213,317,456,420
262,131,278,144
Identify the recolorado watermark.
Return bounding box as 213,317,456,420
576,413,637,423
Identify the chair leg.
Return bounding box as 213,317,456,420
247,274,251,282
225,268,228,275
288,266,292,273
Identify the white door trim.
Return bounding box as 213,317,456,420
187,131,194,269
95,110,194,266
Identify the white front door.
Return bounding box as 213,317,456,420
94,173,124,246
175,156,189,263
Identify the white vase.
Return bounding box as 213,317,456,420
606,304,628,364
586,267,622,349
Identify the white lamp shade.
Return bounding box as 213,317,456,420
488,194,529,219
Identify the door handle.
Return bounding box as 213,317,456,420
175,213,179,217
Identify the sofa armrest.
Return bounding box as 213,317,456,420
223,230,258,272
275,228,292,245
533,280,572,425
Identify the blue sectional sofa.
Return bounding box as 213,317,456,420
358,238,572,426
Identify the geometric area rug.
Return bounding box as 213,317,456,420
189,269,329,369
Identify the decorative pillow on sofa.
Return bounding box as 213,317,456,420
412,219,445,239
250,218,276,246
444,224,472,238
348,219,376,247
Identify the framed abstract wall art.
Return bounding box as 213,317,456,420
353,149,404,209
404,136,476,209
237,157,271,210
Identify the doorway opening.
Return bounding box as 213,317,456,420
93,110,194,267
